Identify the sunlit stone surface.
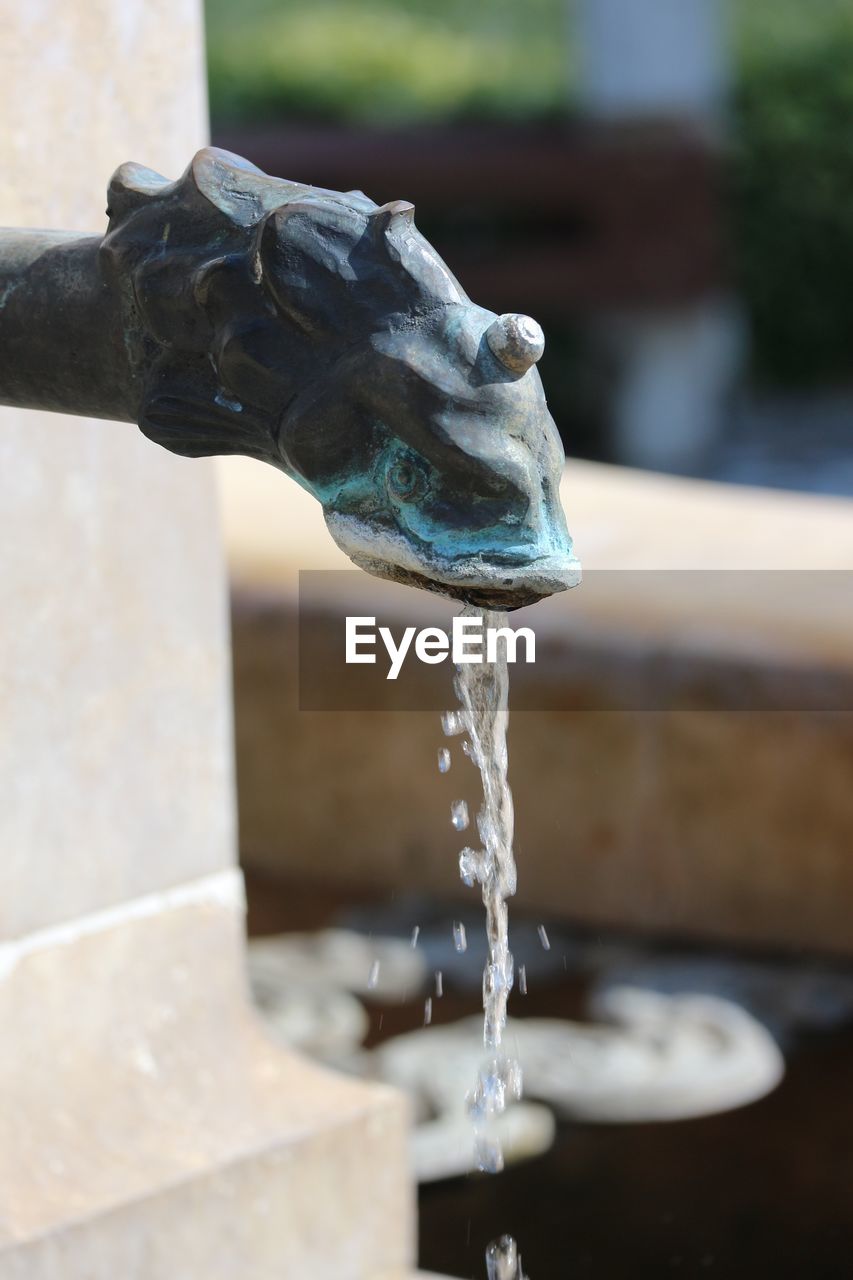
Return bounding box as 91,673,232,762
0,3,413,1276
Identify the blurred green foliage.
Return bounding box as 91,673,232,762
733,1,853,385
206,0,569,124
206,0,853,387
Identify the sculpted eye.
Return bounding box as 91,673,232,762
387,457,427,502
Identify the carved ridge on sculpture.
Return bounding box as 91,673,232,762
99,147,467,469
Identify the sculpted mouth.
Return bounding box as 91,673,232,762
325,512,581,610
416,550,582,610
391,561,580,609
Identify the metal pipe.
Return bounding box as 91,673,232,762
0,230,134,421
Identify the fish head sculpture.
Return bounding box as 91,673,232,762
284,305,579,609
102,148,580,608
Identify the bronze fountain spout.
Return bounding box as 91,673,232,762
0,147,580,609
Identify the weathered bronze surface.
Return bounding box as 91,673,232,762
0,148,579,608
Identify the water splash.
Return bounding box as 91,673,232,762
459,846,487,887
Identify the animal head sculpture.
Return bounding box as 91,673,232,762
101,147,579,608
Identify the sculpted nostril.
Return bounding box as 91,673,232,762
485,313,545,375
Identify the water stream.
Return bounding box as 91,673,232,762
442,604,525,1199
441,606,528,1275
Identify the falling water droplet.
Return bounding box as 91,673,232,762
435,970,443,998
453,921,467,953
537,924,550,952
437,747,451,773
486,1235,523,1280
519,964,527,995
458,846,481,887
410,925,420,948
451,799,469,831
424,997,433,1025
441,710,464,736
367,960,380,990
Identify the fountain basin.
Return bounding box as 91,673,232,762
221,453,853,957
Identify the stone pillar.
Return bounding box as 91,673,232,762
574,0,743,474
0,4,412,1277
